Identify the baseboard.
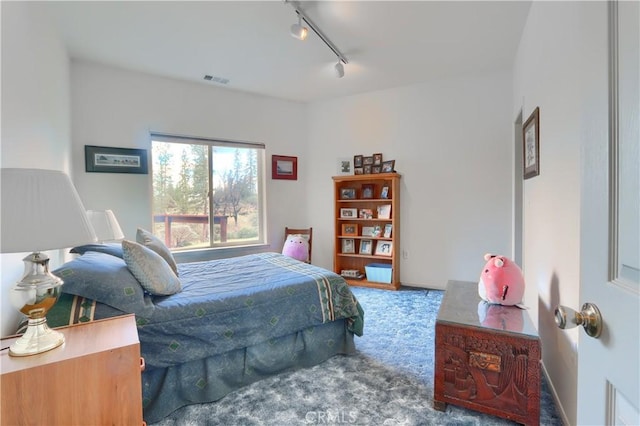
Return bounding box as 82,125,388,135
541,361,571,426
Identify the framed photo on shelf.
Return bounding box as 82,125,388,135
363,156,374,166
383,224,393,238
361,184,374,199
381,160,395,173
359,208,373,219
373,153,383,166
360,239,373,255
340,208,358,218
375,240,393,256
354,167,364,175
337,158,352,176
340,188,357,199
372,166,382,174
362,226,375,237
353,155,364,168
523,107,540,179
371,225,382,237
377,204,392,219
342,223,358,236
363,165,372,174
380,186,389,199
342,238,355,254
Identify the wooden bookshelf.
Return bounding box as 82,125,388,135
333,173,400,290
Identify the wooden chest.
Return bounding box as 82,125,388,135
434,280,541,425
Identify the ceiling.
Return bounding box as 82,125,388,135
42,1,532,103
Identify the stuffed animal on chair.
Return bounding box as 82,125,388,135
282,234,310,263
478,253,525,307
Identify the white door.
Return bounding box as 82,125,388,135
577,1,639,424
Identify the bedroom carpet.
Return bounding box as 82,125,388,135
149,286,563,426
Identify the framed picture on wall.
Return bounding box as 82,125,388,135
272,155,298,180
85,145,148,174
523,107,540,179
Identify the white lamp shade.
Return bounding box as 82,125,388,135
1,168,97,253
87,210,125,242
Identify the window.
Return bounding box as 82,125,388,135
150,133,265,251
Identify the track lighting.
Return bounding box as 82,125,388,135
285,0,348,79
335,59,345,78
290,15,308,40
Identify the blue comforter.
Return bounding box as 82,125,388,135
138,252,363,368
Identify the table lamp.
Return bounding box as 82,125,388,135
1,168,97,356
86,210,124,242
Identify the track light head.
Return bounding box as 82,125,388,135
290,16,308,40
334,60,345,78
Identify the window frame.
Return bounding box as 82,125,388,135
150,132,267,253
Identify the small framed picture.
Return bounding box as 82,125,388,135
85,145,148,174
362,226,375,236
381,160,395,173
372,166,382,174
359,208,373,219
354,167,364,175
361,184,374,199
363,156,374,166
272,155,298,180
375,240,393,256
342,223,358,236
342,238,355,254
340,188,357,199
377,204,391,219
363,165,372,174
337,158,352,176
383,224,393,238
340,208,358,218
523,107,540,179
373,153,383,166
360,239,373,255
371,225,382,237
380,186,389,199
353,155,364,168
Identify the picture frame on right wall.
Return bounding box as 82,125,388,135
523,107,540,179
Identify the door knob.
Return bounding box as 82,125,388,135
554,303,603,338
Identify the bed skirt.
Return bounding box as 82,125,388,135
142,319,355,423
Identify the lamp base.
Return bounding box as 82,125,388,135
9,317,65,357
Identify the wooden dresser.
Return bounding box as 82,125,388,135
434,280,541,425
1,314,144,426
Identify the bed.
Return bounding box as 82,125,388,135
49,243,364,423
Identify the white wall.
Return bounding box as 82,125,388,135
513,2,607,424
0,2,72,336
70,61,309,252
306,70,514,288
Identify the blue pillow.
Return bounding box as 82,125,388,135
53,251,154,317
122,240,182,296
70,243,124,258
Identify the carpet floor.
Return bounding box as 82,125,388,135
150,286,563,426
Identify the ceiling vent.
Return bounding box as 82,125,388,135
204,75,229,85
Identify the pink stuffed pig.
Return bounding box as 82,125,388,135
478,253,525,306
282,234,310,263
